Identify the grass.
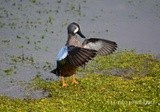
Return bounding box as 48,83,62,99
0,50,160,112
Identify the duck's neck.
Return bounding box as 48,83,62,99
66,34,82,47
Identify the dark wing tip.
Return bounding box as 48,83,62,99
100,40,117,55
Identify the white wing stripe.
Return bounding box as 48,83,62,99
83,42,103,50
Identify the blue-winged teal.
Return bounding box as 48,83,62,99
51,22,117,87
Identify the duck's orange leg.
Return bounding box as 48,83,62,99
72,74,78,84
61,76,68,87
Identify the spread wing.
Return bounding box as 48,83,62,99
82,38,117,55
67,46,97,66
57,46,97,66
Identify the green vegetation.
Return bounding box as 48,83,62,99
0,51,160,112
3,67,14,75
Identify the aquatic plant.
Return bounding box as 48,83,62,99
0,51,159,112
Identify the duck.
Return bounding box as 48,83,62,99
51,22,117,87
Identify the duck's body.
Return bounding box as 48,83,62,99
51,22,117,87
66,34,82,47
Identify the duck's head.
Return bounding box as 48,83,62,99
67,22,86,38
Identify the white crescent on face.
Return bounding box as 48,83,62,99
73,26,79,33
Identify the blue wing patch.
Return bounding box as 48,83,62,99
56,46,68,61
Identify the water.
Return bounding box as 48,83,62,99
0,0,160,98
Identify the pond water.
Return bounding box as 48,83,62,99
0,0,160,98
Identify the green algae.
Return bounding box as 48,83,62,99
0,51,160,112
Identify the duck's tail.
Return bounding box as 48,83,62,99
50,68,60,76
50,68,56,74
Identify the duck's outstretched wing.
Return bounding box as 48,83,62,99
82,38,117,55
67,46,97,66
56,46,97,67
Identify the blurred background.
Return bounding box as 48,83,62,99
0,0,160,98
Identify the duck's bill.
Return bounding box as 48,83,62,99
77,30,86,38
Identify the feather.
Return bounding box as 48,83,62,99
56,46,68,61
67,46,97,66
82,38,117,55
